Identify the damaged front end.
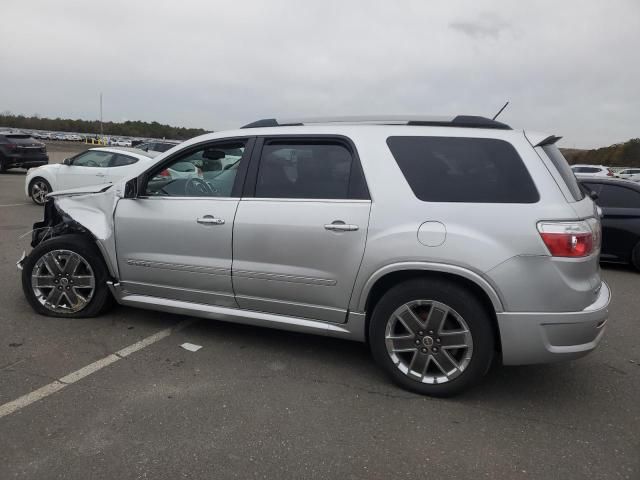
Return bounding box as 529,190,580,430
29,199,89,248
17,185,122,279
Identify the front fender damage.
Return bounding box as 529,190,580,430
27,189,120,278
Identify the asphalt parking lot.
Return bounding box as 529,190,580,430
0,168,638,479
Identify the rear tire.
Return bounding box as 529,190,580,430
21,234,113,318
631,241,640,272
29,177,52,205
369,278,495,397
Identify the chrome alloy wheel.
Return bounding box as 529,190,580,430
31,249,95,313
385,300,473,384
30,180,50,205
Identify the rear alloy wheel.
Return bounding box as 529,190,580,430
384,300,474,384
370,278,495,396
29,178,51,205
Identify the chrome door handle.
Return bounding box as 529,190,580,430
197,215,225,225
324,223,359,232
95,173,106,177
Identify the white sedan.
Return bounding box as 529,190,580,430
25,147,157,205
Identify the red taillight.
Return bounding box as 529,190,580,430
537,220,599,257
5,143,17,151
158,169,170,177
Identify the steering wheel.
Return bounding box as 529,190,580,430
185,177,212,196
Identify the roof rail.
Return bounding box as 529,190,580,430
241,115,511,130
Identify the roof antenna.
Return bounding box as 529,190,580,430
492,101,509,121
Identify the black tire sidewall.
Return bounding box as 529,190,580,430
29,178,51,205
21,234,111,318
632,241,640,271
369,278,495,397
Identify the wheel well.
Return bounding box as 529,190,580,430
363,270,501,351
28,176,50,190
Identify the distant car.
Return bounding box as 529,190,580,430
0,132,48,172
571,164,614,178
24,147,156,205
115,138,132,147
579,177,640,270
67,134,82,142
615,168,640,181
54,133,65,141
135,140,180,154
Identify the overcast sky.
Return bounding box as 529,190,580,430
1,0,638,148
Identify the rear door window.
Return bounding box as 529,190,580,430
387,136,539,203
595,184,640,208
255,140,368,200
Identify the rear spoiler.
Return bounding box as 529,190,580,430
535,135,562,147
524,131,563,147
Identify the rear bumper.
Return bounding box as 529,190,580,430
497,281,610,365
4,154,48,168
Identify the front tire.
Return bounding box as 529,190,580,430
21,235,112,318
369,278,495,397
29,177,52,205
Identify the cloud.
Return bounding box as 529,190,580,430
450,15,509,39
0,0,638,148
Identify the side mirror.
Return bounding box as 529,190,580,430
62,158,72,166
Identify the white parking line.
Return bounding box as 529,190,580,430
0,319,195,419
0,203,31,207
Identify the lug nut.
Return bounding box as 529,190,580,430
421,348,427,353
436,338,441,343
428,330,434,335
418,331,424,336
415,340,420,345
432,347,439,353
58,286,62,290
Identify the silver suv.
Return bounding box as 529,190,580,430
19,115,610,396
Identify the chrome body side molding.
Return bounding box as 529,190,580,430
108,282,367,342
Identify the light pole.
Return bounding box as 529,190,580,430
99,92,103,142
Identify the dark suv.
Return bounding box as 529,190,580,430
0,132,49,172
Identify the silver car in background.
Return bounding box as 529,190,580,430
18,115,610,396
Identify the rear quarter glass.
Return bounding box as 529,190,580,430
540,145,584,202
386,136,539,203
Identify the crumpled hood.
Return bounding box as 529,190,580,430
46,183,114,198
49,183,122,277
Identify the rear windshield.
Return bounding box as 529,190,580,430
386,136,539,203
154,143,175,152
4,134,31,139
541,145,584,201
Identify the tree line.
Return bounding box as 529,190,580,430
561,138,640,167
0,113,209,140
